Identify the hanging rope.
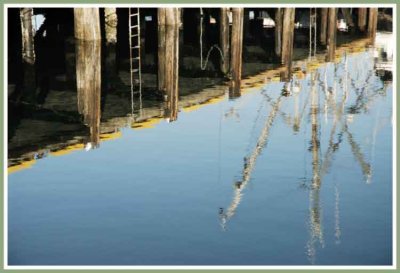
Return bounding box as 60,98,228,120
200,8,225,71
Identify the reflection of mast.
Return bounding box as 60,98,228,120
219,95,283,230
343,123,372,183
320,63,347,177
334,183,341,244
306,72,324,265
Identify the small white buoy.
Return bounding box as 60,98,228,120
85,142,92,151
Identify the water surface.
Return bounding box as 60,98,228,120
8,35,393,266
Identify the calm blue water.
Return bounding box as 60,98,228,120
8,46,393,265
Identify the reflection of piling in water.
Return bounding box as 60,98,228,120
19,8,36,102
220,8,230,74
220,96,282,229
229,8,244,99
326,8,337,62
158,8,180,98
74,10,101,147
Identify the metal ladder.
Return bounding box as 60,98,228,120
128,8,142,93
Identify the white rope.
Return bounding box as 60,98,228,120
200,8,225,71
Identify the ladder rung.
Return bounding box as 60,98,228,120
130,34,139,37
132,57,140,60
131,46,140,49
130,13,139,16
130,25,139,29
131,69,139,73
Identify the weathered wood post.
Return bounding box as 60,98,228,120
319,8,328,46
274,8,283,58
158,8,166,93
74,8,101,147
19,8,36,102
358,8,367,32
281,8,295,81
367,8,378,42
104,8,118,88
229,8,244,98
164,81,178,122
158,8,180,100
326,8,337,62
220,8,230,74
65,36,76,88
20,8,35,66
74,8,101,40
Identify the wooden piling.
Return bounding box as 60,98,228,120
319,8,328,46
65,36,76,87
326,8,337,62
75,39,101,147
164,81,179,122
19,8,36,102
281,7,295,79
104,8,118,88
19,8,35,65
104,8,117,44
158,8,180,97
229,8,244,98
358,8,367,32
74,8,101,40
158,8,166,92
274,8,283,58
367,8,378,42
220,8,230,74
